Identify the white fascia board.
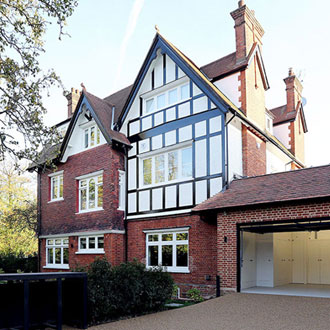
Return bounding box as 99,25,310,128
39,229,125,239
48,170,64,177
127,209,191,220
143,226,190,234
75,170,104,180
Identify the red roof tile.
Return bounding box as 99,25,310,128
193,165,330,212
84,91,130,146
269,105,297,125
200,52,247,80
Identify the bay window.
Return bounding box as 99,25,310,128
141,146,192,187
145,229,189,272
144,82,190,115
78,172,103,212
45,238,69,269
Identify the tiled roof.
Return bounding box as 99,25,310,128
103,85,133,123
193,165,330,212
269,105,297,125
84,91,130,146
200,52,247,80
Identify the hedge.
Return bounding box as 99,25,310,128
0,253,38,273
81,258,174,324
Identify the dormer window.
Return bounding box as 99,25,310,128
84,125,101,149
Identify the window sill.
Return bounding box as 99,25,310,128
75,251,105,255
76,208,104,215
147,266,190,273
43,265,69,270
48,198,64,204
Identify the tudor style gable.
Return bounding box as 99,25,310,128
119,34,229,219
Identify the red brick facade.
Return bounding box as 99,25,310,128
40,143,125,235
39,143,126,272
40,233,125,271
217,198,330,291
127,214,217,297
242,126,266,176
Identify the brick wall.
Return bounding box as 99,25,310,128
39,144,125,235
127,214,217,297
40,233,125,272
217,198,330,291
242,126,266,176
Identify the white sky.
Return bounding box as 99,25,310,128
39,0,330,167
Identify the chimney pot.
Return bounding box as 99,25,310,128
238,0,245,7
288,67,294,76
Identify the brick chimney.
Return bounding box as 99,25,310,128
283,68,305,163
65,88,81,118
284,68,303,113
231,0,264,63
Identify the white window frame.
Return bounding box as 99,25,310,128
266,114,273,134
76,235,105,254
83,124,101,150
139,145,193,188
143,82,190,116
48,171,64,202
44,237,69,269
145,229,189,273
118,170,126,211
77,171,103,213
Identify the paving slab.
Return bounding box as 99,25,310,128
70,293,330,330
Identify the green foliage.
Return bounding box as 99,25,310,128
0,253,37,273
0,162,38,256
81,258,174,324
0,0,78,162
187,288,204,302
172,284,179,299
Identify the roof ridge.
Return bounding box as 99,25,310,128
232,164,330,183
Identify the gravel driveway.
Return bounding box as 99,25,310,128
81,293,330,330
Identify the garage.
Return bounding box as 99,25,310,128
239,219,330,297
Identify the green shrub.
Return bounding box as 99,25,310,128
0,253,37,273
187,288,204,302
83,258,174,324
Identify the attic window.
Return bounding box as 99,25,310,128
84,125,101,149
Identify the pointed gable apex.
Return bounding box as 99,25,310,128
60,91,130,162
117,33,247,129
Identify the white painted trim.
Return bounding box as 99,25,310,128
48,170,64,177
39,229,125,239
75,251,105,255
76,208,104,215
43,265,69,270
140,76,189,99
137,140,193,158
143,227,190,234
127,209,191,220
75,170,103,180
48,197,64,204
146,266,190,273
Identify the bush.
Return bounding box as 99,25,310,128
187,288,204,302
0,253,38,273
83,258,174,324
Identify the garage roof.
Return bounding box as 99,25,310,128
193,164,330,212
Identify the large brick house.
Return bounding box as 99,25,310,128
32,1,330,297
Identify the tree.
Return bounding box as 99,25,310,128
0,0,78,163
0,162,37,256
